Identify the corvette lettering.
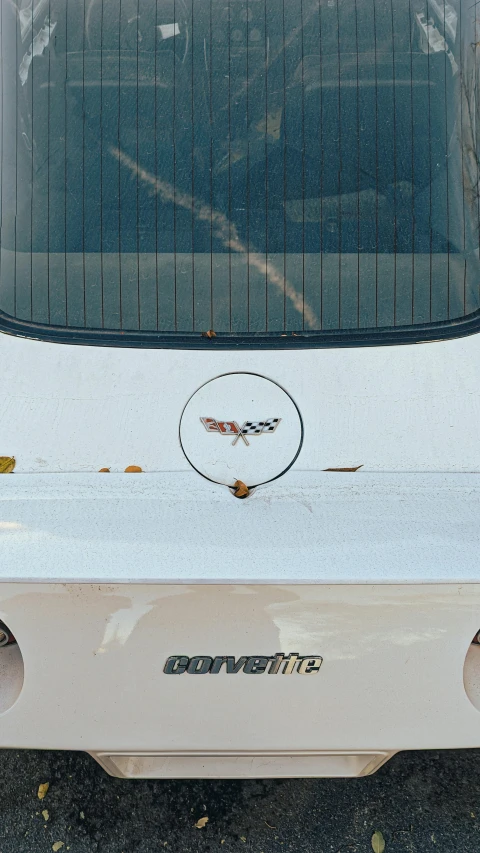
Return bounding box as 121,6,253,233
200,417,281,446
163,653,323,675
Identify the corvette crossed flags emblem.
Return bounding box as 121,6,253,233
200,417,281,446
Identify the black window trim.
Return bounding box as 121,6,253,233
1,305,479,349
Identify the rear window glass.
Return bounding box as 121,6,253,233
0,0,479,347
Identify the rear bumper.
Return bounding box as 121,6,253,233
1,472,480,776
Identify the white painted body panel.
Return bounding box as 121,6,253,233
1,471,480,584
1,330,480,474
0,471,479,776
0,581,478,768
2,330,480,776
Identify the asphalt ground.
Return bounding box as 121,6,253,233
0,749,479,852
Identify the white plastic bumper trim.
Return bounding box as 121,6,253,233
92,750,395,779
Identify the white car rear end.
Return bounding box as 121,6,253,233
1,0,480,778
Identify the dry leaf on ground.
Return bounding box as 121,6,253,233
0,457,15,474
37,782,49,800
52,843,64,852
371,830,386,853
194,817,209,829
42,810,49,821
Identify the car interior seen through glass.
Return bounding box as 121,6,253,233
0,0,479,345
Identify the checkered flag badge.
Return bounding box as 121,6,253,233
241,418,281,435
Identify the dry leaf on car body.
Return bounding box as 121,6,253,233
0,457,15,473
324,465,363,472
233,480,250,498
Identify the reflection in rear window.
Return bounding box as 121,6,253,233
0,0,479,345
